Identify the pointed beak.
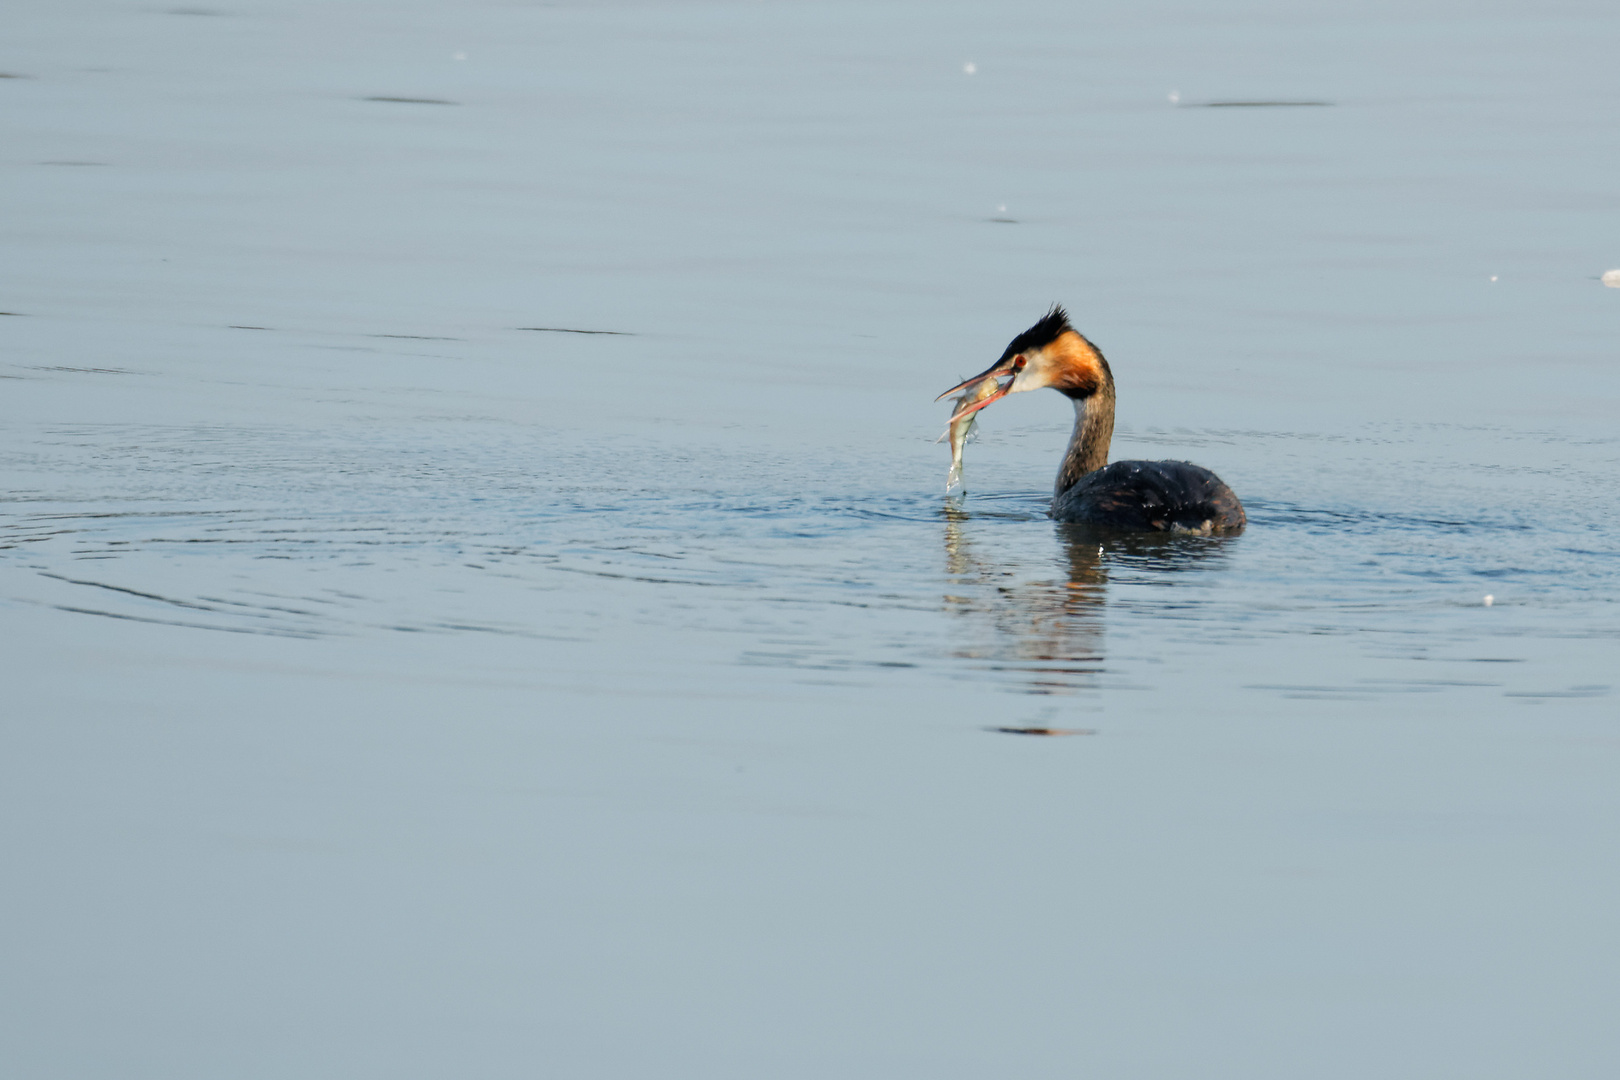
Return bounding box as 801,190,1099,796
945,380,1010,423
935,358,1016,402
937,355,1021,422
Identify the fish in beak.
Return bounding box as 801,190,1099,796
939,359,1010,417
934,305,1102,493
935,357,1021,423
938,372,1010,493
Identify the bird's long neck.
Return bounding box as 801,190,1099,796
1054,375,1115,497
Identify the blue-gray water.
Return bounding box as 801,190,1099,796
4,2,1619,1076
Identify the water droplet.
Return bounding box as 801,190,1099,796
1483,595,1494,607
963,61,977,75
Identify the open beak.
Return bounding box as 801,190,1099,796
937,357,1020,422
945,380,1010,423
935,359,1016,402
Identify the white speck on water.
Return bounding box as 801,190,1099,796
1489,275,1498,282
963,61,976,75
1168,90,1180,104
1484,594,1494,606
1602,268,1620,287
996,203,1007,214
452,51,467,61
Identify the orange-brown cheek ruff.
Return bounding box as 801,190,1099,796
1041,331,1107,398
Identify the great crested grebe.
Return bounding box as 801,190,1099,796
938,307,1245,533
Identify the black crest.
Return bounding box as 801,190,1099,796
998,304,1073,362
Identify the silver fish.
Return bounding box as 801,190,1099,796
940,374,1006,493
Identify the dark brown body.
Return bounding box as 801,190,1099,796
1052,459,1245,534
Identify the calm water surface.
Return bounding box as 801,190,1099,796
4,1,1619,1076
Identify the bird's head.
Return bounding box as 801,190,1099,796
936,306,1111,421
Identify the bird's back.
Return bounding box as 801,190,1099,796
1052,460,1245,534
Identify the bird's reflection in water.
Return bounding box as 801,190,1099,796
942,502,1230,695
942,505,1108,695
